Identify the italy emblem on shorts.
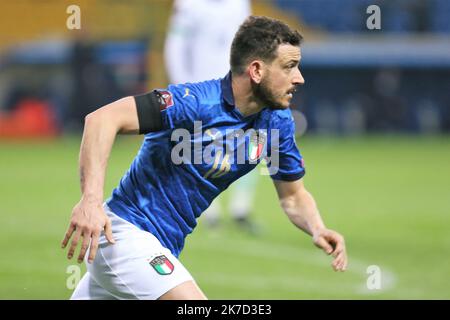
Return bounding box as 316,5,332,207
248,130,266,162
149,255,174,275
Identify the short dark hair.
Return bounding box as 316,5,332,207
230,16,303,75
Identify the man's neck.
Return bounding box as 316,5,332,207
231,75,265,117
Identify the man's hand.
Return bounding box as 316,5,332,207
61,197,115,264
312,228,347,272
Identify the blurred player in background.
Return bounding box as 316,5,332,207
62,16,347,300
164,0,260,233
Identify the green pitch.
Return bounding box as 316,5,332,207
0,135,449,299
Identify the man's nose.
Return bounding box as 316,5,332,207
293,68,305,85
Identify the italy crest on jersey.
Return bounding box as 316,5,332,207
149,255,174,275
248,130,267,162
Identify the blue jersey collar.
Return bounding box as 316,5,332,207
221,71,235,107
220,71,265,121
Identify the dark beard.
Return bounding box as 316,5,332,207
252,77,284,110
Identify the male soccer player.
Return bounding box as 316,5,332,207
62,16,347,300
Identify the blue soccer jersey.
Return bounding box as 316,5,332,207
106,72,305,257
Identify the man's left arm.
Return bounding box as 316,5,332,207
274,178,348,272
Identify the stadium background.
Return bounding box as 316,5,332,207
0,0,449,299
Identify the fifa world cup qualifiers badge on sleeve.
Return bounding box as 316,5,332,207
155,89,174,110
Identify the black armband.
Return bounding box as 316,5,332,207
134,90,164,134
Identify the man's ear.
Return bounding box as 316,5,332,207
247,60,265,84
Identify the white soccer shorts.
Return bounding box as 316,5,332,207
70,204,194,300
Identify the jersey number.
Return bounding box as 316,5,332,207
203,150,231,179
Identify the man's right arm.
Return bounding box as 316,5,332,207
61,85,197,264
80,96,140,200
61,96,141,264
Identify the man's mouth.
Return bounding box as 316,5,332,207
286,87,297,98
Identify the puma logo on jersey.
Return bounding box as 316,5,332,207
205,129,221,140
183,88,194,98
